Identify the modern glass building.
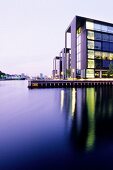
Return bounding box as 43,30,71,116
65,16,113,78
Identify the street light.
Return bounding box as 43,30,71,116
72,69,75,81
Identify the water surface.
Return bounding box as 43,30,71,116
0,80,113,169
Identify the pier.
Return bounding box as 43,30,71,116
28,79,113,88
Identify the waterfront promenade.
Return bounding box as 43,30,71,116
28,78,113,88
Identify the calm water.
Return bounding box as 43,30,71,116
0,80,113,169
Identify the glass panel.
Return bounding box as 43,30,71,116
94,41,101,50
88,40,94,49
110,35,113,42
94,23,101,31
95,51,101,59
108,26,113,33
86,21,94,30
95,60,102,68
77,27,82,36
88,59,94,68
95,71,100,78
102,34,109,41
110,53,113,60
94,32,101,40
110,43,113,52
87,31,94,40
102,71,108,77
102,25,108,32
88,50,94,59
86,69,94,78
102,60,110,68
102,42,109,51
102,52,109,60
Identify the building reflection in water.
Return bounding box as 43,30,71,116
60,87,113,152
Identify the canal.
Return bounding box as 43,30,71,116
0,80,113,169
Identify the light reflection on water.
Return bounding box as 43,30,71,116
0,81,113,169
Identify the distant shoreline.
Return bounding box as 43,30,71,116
0,79,26,81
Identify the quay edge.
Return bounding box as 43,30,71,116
28,79,113,88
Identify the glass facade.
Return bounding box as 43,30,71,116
86,20,113,78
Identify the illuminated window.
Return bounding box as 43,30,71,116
110,53,113,60
87,31,94,40
88,59,94,68
86,69,94,78
88,50,94,59
95,51,101,59
77,27,82,36
94,23,101,31
88,40,94,49
86,21,94,30
102,52,109,60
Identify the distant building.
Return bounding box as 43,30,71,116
52,56,62,79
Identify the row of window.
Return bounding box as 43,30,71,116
88,50,113,60
77,27,82,70
86,21,113,33
87,31,113,42
88,40,113,52
87,59,113,69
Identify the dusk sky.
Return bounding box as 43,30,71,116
0,0,113,76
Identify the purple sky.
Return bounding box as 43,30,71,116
0,0,113,76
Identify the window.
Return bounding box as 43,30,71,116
94,23,101,31
94,41,101,50
88,50,94,59
88,59,94,68
94,32,101,40
110,35,113,42
95,60,102,69
110,53,113,60
87,31,94,40
86,69,94,78
102,52,109,60
102,60,110,68
110,43,113,52
108,26,113,33
95,51,101,59
88,40,94,49
77,27,82,36
86,21,94,30
102,34,109,41
102,25,108,32
102,42,109,51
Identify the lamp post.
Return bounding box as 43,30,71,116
72,69,75,81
